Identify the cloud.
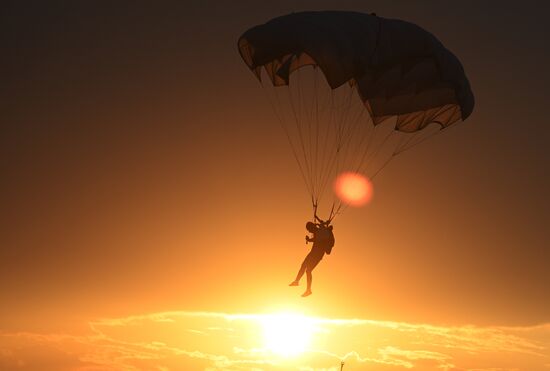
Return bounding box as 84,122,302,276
0,311,548,371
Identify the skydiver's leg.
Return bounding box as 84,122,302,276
289,256,308,286
301,257,321,297
301,267,313,297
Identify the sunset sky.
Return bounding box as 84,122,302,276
1,1,549,370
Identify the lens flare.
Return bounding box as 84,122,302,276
334,172,373,206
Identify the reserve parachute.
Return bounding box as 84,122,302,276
238,11,474,220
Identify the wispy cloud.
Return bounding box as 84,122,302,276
0,311,548,371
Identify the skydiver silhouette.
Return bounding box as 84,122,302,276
289,214,334,297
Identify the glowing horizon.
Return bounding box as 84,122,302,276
1,310,548,370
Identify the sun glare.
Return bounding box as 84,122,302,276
260,313,315,357
334,172,373,206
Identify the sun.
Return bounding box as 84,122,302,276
260,313,315,357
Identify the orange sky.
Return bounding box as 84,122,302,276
1,1,549,370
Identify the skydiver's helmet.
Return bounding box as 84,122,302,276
306,222,317,233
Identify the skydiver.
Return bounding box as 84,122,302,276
289,214,334,297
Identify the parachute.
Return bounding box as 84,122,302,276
238,11,474,220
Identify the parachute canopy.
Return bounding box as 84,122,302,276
238,11,474,132
238,11,474,219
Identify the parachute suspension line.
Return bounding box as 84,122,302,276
302,68,318,202
260,81,311,197
350,111,374,174
339,120,438,217
393,112,430,155
336,85,355,151
330,86,353,190
338,136,395,217
327,202,336,223
350,109,376,175
393,110,429,154
295,71,313,192
314,86,336,208
287,73,315,197
334,88,343,213
325,88,338,192
314,67,328,206
360,123,396,178
301,68,316,200
394,130,423,156
334,85,353,158
316,89,339,206
304,66,332,205
311,195,317,220
296,68,310,190
394,104,456,155
328,85,357,208
302,68,320,202
393,130,416,155
316,85,361,208
331,95,369,219
336,88,367,178
353,121,381,176
317,146,340,204
296,74,315,199
334,90,344,150
394,121,445,155
332,201,345,221
321,85,363,221
370,147,397,180
313,68,321,205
